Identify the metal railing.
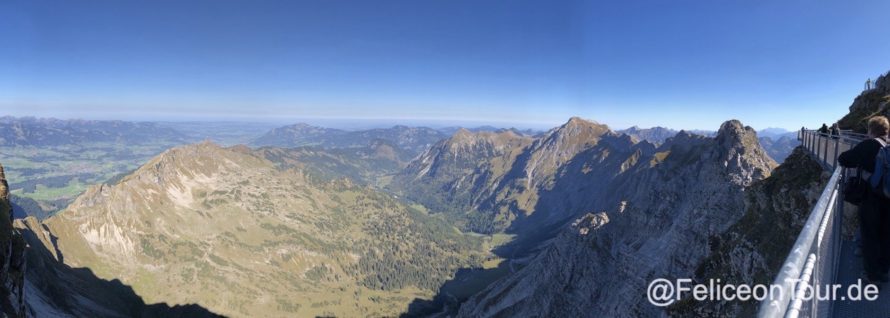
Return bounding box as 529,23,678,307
759,129,864,318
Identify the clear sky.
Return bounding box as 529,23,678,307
1,0,888,131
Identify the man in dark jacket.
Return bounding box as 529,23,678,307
839,116,890,283
819,123,830,134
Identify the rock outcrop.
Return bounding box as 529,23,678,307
838,71,890,132
0,164,26,317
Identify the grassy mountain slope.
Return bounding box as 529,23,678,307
36,142,488,317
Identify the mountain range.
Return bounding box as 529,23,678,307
0,100,859,317
0,117,189,147
0,114,827,317
455,121,795,317
618,125,797,163
251,124,447,158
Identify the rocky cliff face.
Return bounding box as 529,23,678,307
0,164,26,317
669,146,825,317
456,120,777,317
838,70,890,132
394,117,651,234
394,128,535,233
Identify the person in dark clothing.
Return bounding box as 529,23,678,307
839,116,890,283
819,123,830,135
830,123,840,139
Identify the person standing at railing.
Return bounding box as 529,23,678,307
839,116,890,284
830,123,840,139
819,123,830,135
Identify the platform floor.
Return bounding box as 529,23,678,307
832,239,890,317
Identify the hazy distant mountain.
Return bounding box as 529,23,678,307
757,127,793,139
252,138,408,185
0,116,188,146
759,135,797,163
251,123,447,158
617,126,678,144
157,121,279,146
617,126,716,144
687,129,717,137
437,126,541,137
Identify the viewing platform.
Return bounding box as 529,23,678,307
759,129,888,317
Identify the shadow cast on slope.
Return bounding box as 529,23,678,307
399,192,579,317
401,139,650,317
18,225,225,318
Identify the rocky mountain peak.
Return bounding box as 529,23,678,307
716,119,754,147
539,117,612,152
151,141,228,169
451,127,474,138
77,141,273,209
558,116,609,134
444,128,523,154
565,116,590,125
713,119,776,186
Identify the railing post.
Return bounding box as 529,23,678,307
833,137,840,169
807,131,816,152
805,131,809,149
804,131,809,150
815,133,819,156
806,131,811,150
810,132,815,152
807,131,811,150
807,131,815,152
807,131,813,152
823,134,829,166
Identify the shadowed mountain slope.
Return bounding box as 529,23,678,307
456,120,779,317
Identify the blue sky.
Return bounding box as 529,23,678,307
1,0,888,131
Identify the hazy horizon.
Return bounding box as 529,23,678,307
0,112,810,133
5,0,888,132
